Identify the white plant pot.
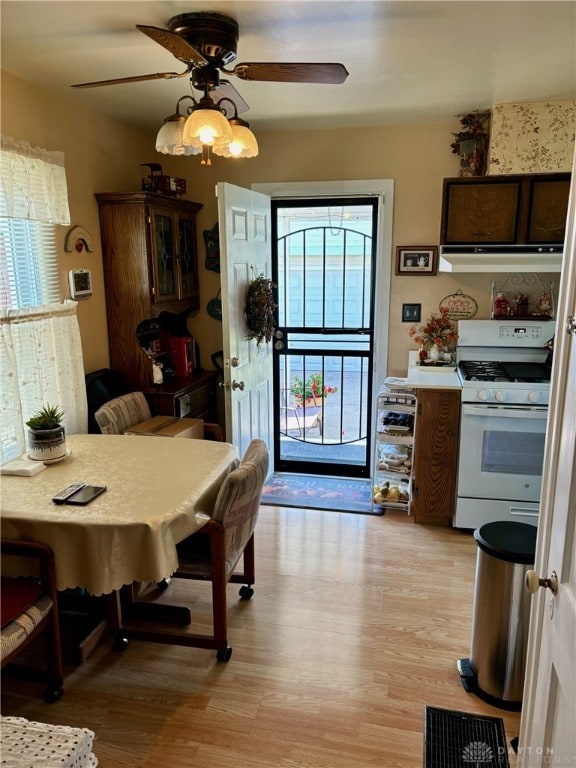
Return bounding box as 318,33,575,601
27,426,67,462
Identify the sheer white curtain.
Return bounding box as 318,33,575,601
0,302,88,463
0,135,70,223
0,137,88,464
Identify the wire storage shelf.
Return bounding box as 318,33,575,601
373,379,416,512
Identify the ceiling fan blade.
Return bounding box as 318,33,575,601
227,62,349,84
210,80,250,115
136,24,208,66
71,70,191,89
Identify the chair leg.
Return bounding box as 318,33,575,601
209,524,229,656
39,613,64,702
242,534,255,585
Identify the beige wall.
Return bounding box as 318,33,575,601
3,69,556,382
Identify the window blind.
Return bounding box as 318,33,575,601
0,218,59,309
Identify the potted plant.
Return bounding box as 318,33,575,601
290,373,337,407
26,404,67,462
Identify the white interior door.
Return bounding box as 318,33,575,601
217,183,274,467
519,159,576,767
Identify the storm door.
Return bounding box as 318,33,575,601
272,198,377,478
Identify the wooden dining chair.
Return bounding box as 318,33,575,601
1,539,64,702
173,438,269,661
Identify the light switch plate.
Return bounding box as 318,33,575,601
402,303,421,323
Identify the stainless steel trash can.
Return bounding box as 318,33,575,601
469,521,537,708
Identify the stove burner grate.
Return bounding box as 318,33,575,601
458,361,509,382
458,360,552,384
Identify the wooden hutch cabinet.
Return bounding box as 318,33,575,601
96,192,203,392
412,388,461,526
441,173,570,246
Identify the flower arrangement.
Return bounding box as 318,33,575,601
450,110,491,156
409,308,458,351
244,275,277,346
290,373,337,403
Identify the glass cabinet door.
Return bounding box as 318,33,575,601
177,214,199,300
151,209,177,299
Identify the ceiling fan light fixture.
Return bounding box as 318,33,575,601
156,115,201,156
182,96,233,165
214,116,259,158
183,101,232,144
156,96,200,156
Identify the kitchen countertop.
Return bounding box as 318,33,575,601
404,351,462,389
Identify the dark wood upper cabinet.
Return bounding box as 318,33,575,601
441,173,570,246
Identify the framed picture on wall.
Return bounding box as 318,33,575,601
395,246,438,275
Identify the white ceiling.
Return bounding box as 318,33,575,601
1,1,575,135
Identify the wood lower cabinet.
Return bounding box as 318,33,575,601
144,371,218,422
412,388,460,526
96,192,203,390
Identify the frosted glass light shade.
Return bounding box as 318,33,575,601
156,120,200,156
214,123,259,158
183,108,232,147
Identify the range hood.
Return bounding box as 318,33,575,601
439,244,564,273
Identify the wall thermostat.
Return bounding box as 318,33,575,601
68,269,93,299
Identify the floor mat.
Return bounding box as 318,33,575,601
261,472,379,514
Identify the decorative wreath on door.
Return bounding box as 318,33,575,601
244,274,277,346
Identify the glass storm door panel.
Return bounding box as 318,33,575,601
272,198,377,478
151,209,176,299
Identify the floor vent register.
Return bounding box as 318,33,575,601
423,706,510,768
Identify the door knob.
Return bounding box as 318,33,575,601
525,570,558,595
231,357,239,367
232,380,245,391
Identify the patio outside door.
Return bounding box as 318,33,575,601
272,198,377,478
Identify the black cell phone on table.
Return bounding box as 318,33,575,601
65,485,107,505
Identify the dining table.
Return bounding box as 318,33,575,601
1,433,240,658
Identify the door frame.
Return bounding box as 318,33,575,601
253,180,394,476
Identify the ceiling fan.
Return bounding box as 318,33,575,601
71,11,349,113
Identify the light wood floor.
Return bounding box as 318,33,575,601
1,506,520,767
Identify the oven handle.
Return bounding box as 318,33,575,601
462,404,548,419
510,506,539,518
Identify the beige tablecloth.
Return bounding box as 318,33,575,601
0,434,239,595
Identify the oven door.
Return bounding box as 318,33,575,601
457,403,548,503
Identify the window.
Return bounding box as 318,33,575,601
0,218,59,309
0,136,87,465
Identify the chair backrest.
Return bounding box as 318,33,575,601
85,368,130,433
211,439,269,573
94,392,151,435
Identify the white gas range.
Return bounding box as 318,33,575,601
454,319,555,529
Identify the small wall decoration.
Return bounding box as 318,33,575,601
207,290,222,321
450,110,491,177
396,246,438,276
203,223,220,273
439,289,478,320
64,225,94,253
